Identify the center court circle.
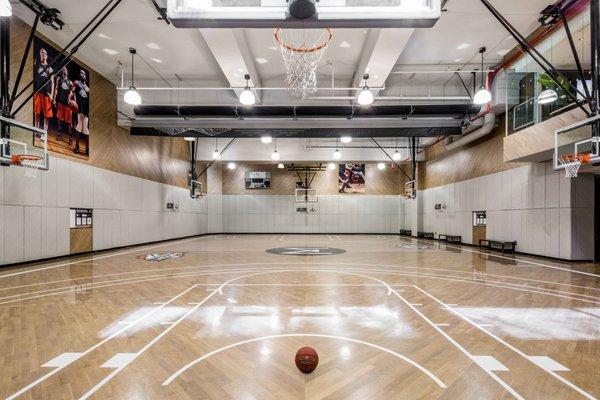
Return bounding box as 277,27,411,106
266,247,346,256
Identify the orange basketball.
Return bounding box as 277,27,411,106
295,347,318,373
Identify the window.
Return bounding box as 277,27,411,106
70,209,93,228
473,211,486,226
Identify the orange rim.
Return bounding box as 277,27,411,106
559,153,591,164
274,28,333,53
11,154,43,165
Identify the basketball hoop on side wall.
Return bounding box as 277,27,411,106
11,154,43,178
557,153,591,178
274,28,333,98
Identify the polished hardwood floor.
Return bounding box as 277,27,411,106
0,234,598,399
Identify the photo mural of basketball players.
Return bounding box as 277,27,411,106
33,37,90,160
53,67,76,144
338,164,366,194
33,46,54,131
73,70,89,155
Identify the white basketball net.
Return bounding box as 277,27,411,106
558,154,588,178
275,28,332,98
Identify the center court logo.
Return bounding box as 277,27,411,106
137,252,184,261
266,247,346,256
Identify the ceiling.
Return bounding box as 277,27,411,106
11,0,564,87
9,0,590,139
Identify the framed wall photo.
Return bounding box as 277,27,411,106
33,37,90,159
338,164,366,194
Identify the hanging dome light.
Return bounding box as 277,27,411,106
212,138,221,159
378,162,386,170
124,87,142,105
333,149,342,160
239,74,256,106
357,74,374,105
473,47,491,105
0,0,13,17
328,162,336,170
473,87,492,105
538,89,558,104
277,163,285,169
124,48,142,105
227,162,236,170
260,135,272,144
392,150,402,161
271,138,280,160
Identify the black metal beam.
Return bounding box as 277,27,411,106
18,0,64,30
11,0,124,117
561,10,593,108
196,138,236,178
370,138,412,181
0,16,10,150
9,14,39,110
149,0,171,25
480,0,591,117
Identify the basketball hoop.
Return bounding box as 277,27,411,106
274,28,333,98
11,154,43,178
558,153,591,178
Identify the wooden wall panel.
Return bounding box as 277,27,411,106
422,117,526,190
503,107,589,163
221,163,407,195
70,228,93,254
8,17,190,188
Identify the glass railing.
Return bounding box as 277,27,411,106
505,70,588,135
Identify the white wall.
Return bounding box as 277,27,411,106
402,162,595,260
221,195,403,234
0,155,215,265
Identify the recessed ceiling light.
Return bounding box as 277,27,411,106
456,43,470,50
146,42,160,50
255,57,268,64
151,57,163,63
97,33,111,40
454,58,463,62
340,41,351,48
103,48,119,55
237,68,244,72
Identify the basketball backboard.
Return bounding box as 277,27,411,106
166,0,441,28
554,114,600,176
0,116,49,171
295,188,318,203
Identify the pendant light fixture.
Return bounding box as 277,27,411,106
0,0,12,17
328,162,336,170
271,138,280,161
333,139,342,160
212,138,221,159
538,36,558,105
124,48,142,106
239,74,256,106
392,137,402,161
473,47,492,105
357,74,374,105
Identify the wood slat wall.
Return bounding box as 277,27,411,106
8,17,190,188
422,117,526,190
221,163,408,195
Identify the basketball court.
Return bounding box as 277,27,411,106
0,0,599,399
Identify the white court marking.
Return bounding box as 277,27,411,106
162,333,447,388
1,265,598,307
413,285,597,400
472,356,509,372
400,236,600,278
0,235,215,279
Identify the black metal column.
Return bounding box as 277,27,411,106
0,16,10,146
591,0,600,262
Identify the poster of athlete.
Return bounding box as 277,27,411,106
338,164,366,194
33,37,90,159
